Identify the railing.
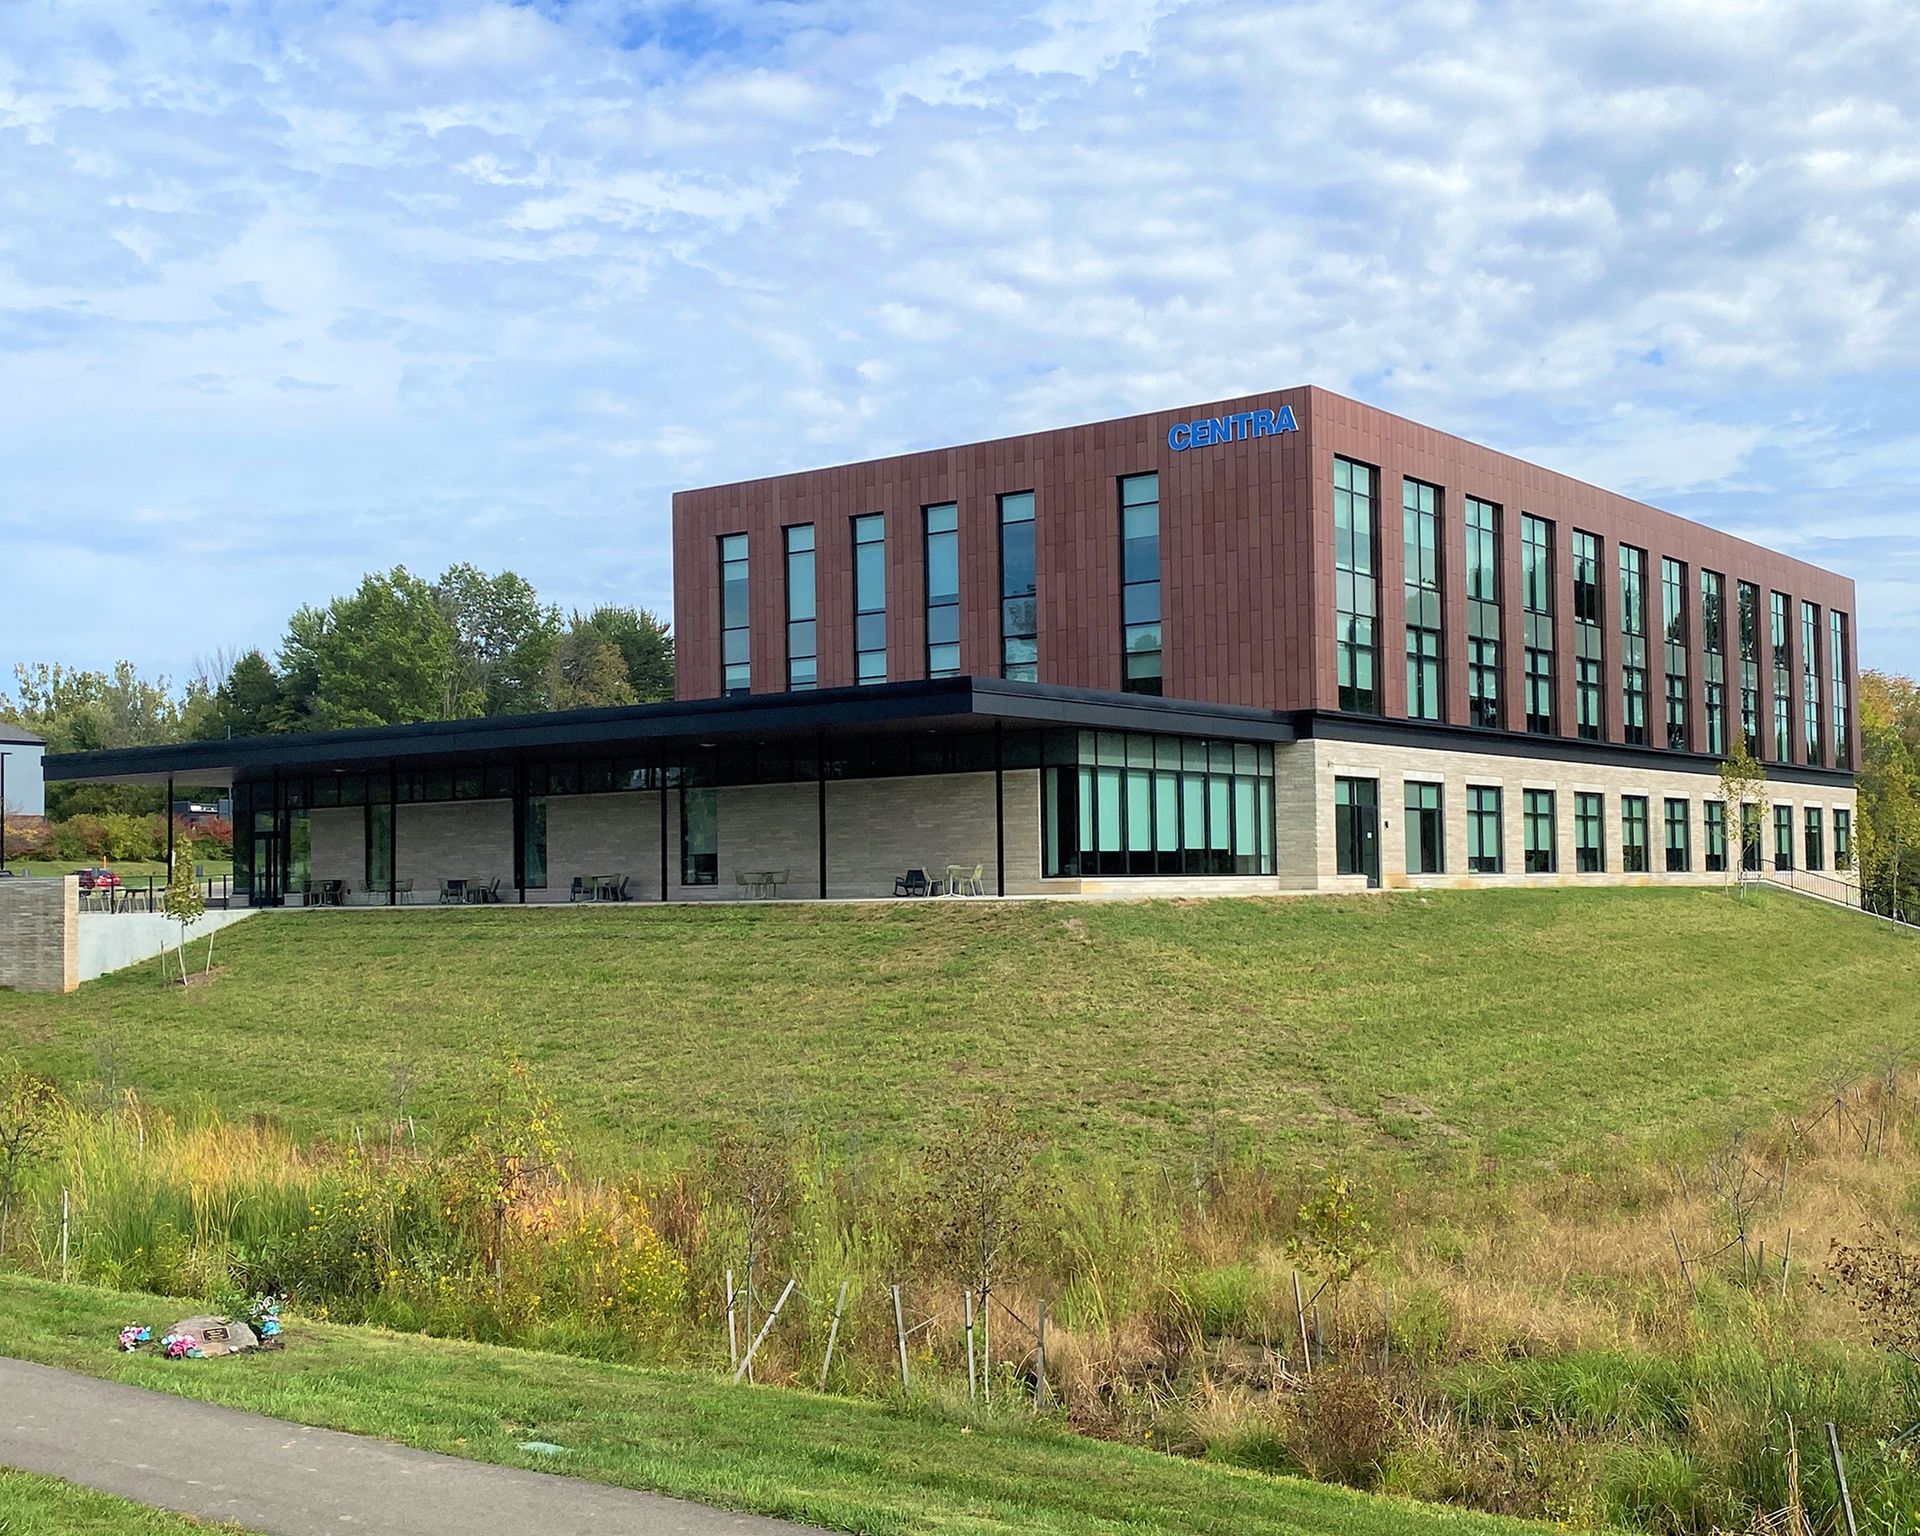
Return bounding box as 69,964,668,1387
1740,866,1916,926
72,875,234,914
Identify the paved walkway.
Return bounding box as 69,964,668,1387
0,1357,813,1535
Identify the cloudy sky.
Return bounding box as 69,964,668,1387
3,0,1918,684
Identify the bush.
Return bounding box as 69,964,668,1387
1288,1367,1397,1488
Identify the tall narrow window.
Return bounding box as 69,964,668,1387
1736,581,1760,756
853,513,886,684
1521,514,1555,734
1801,601,1821,766
1467,785,1503,873
1334,776,1379,882
784,525,817,690
1805,806,1824,872
1523,788,1556,873
1466,497,1502,728
1573,530,1604,741
719,533,750,696
1770,592,1792,762
1120,474,1161,695
1622,795,1650,873
1335,458,1378,713
523,796,547,890
1704,800,1727,873
1403,478,1443,721
1405,780,1443,874
1575,791,1605,872
1774,803,1794,871
1701,570,1726,757
1834,807,1852,869
1620,545,1648,745
999,491,1037,681
924,503,960,679
680,786,717,886
1741,803,1763,873
1831,610,1851,768
1662,557,1689,750
1665,798,1691,872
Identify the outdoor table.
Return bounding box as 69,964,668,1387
945,864,970,897
593,875,622,902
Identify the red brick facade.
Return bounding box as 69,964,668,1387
672,387,1859,770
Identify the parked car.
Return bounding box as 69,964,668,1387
75,868,122,892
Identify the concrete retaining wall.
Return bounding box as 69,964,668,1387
78,909,255,983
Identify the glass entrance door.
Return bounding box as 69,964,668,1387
1334,776,1381,888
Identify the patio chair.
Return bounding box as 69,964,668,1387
394,878,415,905
610,875,631,902
768,869,790,897
961,863,986,897
893,868,930,898
569,876,591,903
439,878,466,905
473,877,502,904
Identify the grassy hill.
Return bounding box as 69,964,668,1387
1,886,1915,1170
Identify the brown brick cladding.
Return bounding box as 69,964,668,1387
673,387,1858,770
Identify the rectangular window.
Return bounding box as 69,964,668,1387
1335,458,1378,713
1523,788,1556,873
1830,610,1851,768
1742,803,1764,873
1737,581,1760,755
1573,530,1604,741
523,796,547,890
1805,806,1825,872
681,786,718,886
1665,797,1691,872
853,513,886,684
720,533,750,696
1662,557,1689,750
1622,795,1650,873
1466,497,1502,728
1403,478,1443,721
1521,514,1555,735
1000,491,1037,681
784,525,817,690
1774,803,1794,872
1771,592,1792,762
1467,785,1503,874
1405,780,1444,874
367,801,393,890
1701,570,1726,757
1334,776,1379,881
1120,473,1162,695
1704,800,1727,873
1575,791,1605,873
1620,545,1648,745
1834,807,1852,869
924,503,960,679
1801,600,1822,766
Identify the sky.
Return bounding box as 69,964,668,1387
2,0,1918,687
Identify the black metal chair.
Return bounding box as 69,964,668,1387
893,868,929,897
569,876,591,903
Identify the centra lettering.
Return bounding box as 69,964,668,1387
1166,404,1299,451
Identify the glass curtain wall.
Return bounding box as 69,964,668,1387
1403,479,1443,720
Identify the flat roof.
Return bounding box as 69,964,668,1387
0,723,45,746
42,678,1298,787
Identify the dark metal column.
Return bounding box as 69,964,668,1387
165,775,175,874
816,730,828,899
994,724,1006,897
512,754,526,905
387,763,398,907
658,756,669,902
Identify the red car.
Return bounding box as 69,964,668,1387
75,868,123,892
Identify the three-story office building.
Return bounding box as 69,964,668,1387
47,388,1858,903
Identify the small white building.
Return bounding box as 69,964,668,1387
0,723,47,818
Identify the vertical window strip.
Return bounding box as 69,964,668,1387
853,514,886,684
924,503,960,679
1662,557,1689,750
1335,458,1379,713
1575,791,1605,872
1402,478,1443,721
1801,601,1822,766
1573,530,1604,741
1771,592,1792,763
1622,795,1649,873
1737,581,1760,755
784,525,817,690
1704,800,1728,872
1468,785,1503,873
1620,545,1648,746
1665,797,1691,872
1466,497,1502,729
999,492,1037,681
1830,611,1850,767
1521,514,1555,734
719,533,750,696
1523,788,1556,873
1120,474,1162,695
1701,570,1726,757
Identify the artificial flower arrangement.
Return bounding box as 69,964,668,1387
117,1325,151,1352
161,1332,203,1359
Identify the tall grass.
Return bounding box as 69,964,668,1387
4,1069,1918,1532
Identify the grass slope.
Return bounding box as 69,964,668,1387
0,1275,1547,1536
2,888,1914,1168
0,1469,257,1534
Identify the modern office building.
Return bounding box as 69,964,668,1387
45,388,1858,904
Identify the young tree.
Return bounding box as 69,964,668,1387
1718,734,1769,889
0,1067,59,1259
162,836,207,982
714,1126,795,1351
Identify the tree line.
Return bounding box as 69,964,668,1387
2,565,672,821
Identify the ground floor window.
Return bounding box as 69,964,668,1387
367,802,393,890
681,787,718,886
1834,807,1852,868
1664,797,1690,872
1704,801,1728,872
1467,786,1503,873
1575,791,1604,872
1405,781,1443,874
1805,806,1824,871
525,795,548,890
1041,731,1274,878
1774,804,1793,872
1621,795,1649,873
1523,789,1555,873
1335,777,1380,883
1741,804,1763,872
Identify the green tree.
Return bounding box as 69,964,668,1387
276,568,465,730
163,837,208,982
1858,670,1920,918
579,606,675,704
546,623,636,710
1718,733,1769,887
5,662,184,818
433,564,561,717
194,649,283,740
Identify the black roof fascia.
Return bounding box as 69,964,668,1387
1298,710,1858,788
45,679,1296,786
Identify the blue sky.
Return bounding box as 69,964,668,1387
3,0,1918,684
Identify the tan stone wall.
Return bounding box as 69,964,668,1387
1302,737,1859,891
308,806,363,890
397,800,514,900
825,771,1006,899
545,792,663,901
0,876,79,993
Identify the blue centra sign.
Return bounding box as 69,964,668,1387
1167,404,1299,451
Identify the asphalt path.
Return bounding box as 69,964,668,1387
0,1355,815,1535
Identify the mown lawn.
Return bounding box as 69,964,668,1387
0,1275,1550,1536
1,888,1914,1169
0,1468,257,1533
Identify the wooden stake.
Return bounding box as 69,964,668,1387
818,1281,847,1393
1780,1229,1793,1301
60,1188,70,1284
982,1291,992,1406
1670,1227,1697,1301
733,1277,795,1384
964,1291,977,1400
892,1284,910,1392
1035,1298,1047,1410
1292,1271,1313,1375
1381,1289,1392,1369
725,1269,739,1373
1827,1421,1858,1536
